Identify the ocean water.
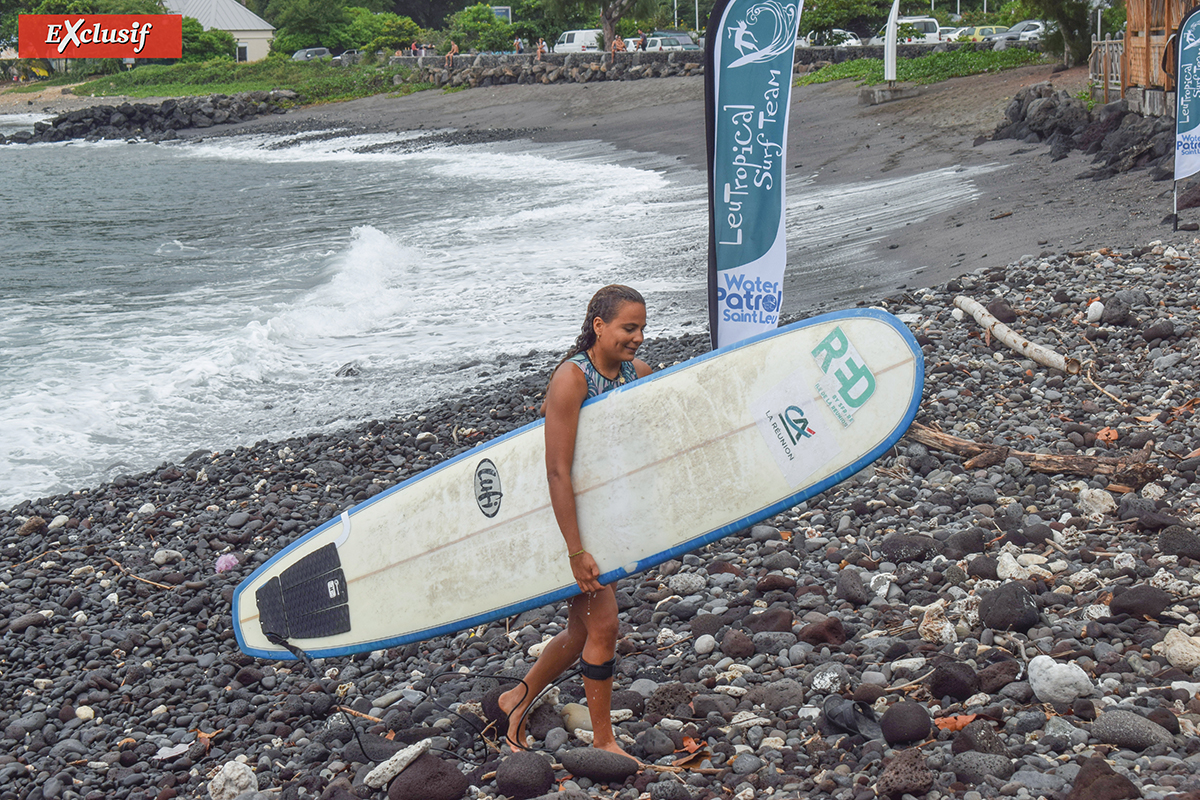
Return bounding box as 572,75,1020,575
0,113,989,508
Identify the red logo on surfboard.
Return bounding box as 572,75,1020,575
18,15,182,59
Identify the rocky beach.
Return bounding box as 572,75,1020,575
5,69,1200,800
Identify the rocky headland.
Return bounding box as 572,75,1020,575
4,240,1200,800
993,81,1178,184
0,90,296,145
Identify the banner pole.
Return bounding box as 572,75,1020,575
1174,181,1179,232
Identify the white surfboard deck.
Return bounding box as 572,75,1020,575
233,308,923,660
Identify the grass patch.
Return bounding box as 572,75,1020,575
65,58,428,104
796,46,1045,87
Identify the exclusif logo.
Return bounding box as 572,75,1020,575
18,15,183,59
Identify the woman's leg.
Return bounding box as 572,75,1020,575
497,598,589,748
575,586,630,757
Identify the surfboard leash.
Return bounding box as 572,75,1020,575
264,632,379,762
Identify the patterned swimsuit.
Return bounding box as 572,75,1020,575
568,352,638,398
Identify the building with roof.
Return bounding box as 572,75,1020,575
164,0,274,62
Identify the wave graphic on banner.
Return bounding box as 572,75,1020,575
705,0,804,350
728,1,799,67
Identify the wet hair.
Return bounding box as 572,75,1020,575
561,284,645,363
543,285,644,402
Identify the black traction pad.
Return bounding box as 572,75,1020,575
257,542,351,641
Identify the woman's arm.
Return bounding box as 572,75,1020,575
544,362,604,593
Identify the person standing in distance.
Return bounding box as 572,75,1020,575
497,285,651,761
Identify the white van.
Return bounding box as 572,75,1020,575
868,17,941,45
553,29,603,53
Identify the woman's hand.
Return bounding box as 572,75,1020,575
571,551,603,594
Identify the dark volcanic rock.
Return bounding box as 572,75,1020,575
496,751,554,799
835,569,871,605
944,528,986,558
387,752,468,800
876,747,934,798
951,751,1014,784
796,617,846,646
977,659,1022,693
746,606,793,633
745,678,806,711
1109,584,1172,619
1091,708,1174,750
1063,754,1142,800
559,748,639,783
1158,525,1200,558
967,555,1000,580
929,662,980,702
879,533,941,562
986,298,1018,323
880,701,932,745
720,629,755,658
978,581,1039,631
951,719,1010,756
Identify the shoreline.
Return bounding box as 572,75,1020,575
171,65,1198,294
4,64,1198,512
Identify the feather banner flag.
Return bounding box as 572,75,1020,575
705,0,804,349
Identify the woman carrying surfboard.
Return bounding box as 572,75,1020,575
497,285,652,760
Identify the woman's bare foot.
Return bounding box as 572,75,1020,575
592,737,641,766
496,686,531,751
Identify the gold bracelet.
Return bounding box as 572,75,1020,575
568,549,586,559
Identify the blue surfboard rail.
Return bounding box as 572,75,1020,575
234,308,924,660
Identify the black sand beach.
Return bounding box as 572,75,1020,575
4,69,1200,800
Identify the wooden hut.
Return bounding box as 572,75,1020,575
1091,0,1187,115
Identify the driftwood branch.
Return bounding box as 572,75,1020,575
906,422,1157,480
954,296,1081,374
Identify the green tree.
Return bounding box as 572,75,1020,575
327,6,387,50
0,0,27,48
266,0,349,52
511,0,564,47
801,0,888,39
361,12,421,54
1024,0,1089,64
180,15,235,61
93,0,162,11
447,3,514,52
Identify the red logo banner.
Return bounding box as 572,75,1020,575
18,15,183,59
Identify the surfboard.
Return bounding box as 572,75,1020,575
233,308,923,660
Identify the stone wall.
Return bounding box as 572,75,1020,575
381,41,1039,89
387,51,704,88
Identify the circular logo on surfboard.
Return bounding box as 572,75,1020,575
474,458,502,518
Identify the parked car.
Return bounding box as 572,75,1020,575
625,36,686,51
331,49,360,65
553,29,603,52
958,25,1008,41
291,47,331,61
983,20,1045,42
868,17,941,45
938,26,959,41
797,29,863,47
654,30,702,49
